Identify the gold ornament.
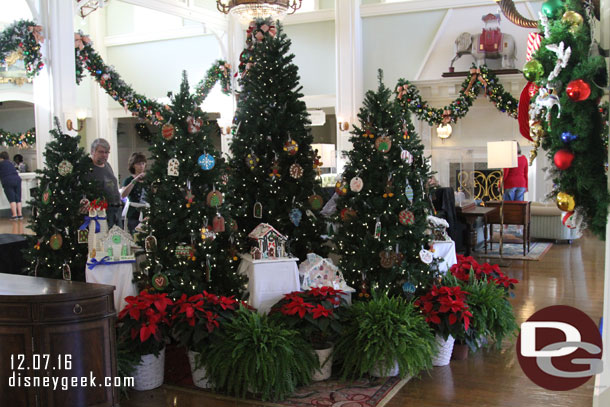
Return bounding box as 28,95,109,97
556,192,575,212
529,121,545,165
562,11,583,34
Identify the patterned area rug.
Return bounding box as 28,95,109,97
163,345,410,407
477,241,552,261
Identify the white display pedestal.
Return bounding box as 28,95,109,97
85,262,137,312
237,254,300,314
431,240,458,274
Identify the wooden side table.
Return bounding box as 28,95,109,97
456,205,498,256
0,274,118,407
484,201,531,256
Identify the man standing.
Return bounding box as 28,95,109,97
90,139,122,228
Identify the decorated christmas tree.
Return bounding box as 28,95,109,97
226,18,327,261
331,71,435,297
140,71,245,297
22,120,99,281
526,0,608,237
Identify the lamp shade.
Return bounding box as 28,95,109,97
487,141,518,168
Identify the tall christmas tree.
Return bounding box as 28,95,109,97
527,0,608,237
331,72,435,297
141,71,245,297
226,18,327,260
22,121,99,281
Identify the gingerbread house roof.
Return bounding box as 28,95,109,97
101,225,135,245
248,223,287,241
298,253,337,275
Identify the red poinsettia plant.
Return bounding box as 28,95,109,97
414,284,472,340
117,290,173,357
270,286,347,349
449,255,519,294
171,291,248,352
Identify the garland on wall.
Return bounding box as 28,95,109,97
394,64,518,126
74,31,232,126
0,127,35,148
0,20,44,78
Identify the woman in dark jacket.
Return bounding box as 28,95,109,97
0,151,23,220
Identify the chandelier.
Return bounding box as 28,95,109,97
216,0,302,24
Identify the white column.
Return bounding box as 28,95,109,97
594,0,610,404
31,0,77,169
335,0,363,175
87,6,115,168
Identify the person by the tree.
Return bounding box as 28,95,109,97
527,0,608,237
331,71,435,297
140,71,245,297
88,138,122,228
226,18,327,260
22,120,99,281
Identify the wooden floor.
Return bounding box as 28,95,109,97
1,218,603,406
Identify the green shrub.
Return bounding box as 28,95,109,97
204,306,318,401
445,272,518,351
334,293,436,379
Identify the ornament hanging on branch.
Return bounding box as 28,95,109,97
405,180,414,203
566,79,591,102
556,192,576,212
289,163,303,179
168,158,179,176
335,179,348,196
152,272,169,291
350,176,363,193
58,160,73,176
49,233,63,250
530,86,561,124
399,209,415,226
340,207,357,222
206,189,223,207
400,149,413,164
553,149,575,170
283,138,299,155
186,116,203,134
562,10,584,34
145,234,157,252
198,153,215,170
62,262,71,281
308,194,324,211
523,60,544,82
545,42,571,82
269,159,281,179
253,201,263,218
383,176,394,198
289,208,302,226
213,214,225,232
373,218,382,240
245,152,259,170
375,135,392,153
560,131,578,144
162,123,174,140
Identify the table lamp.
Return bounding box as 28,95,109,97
487,141,518,256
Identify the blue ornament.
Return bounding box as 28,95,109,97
198,153,215,170
561,132,577,144
289,208,302,226
402,281,416,294
405,180,414,203
95,70,101,74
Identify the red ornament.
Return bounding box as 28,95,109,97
566,79,591,102
554,149,575,170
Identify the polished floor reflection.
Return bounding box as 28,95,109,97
2,218,602,406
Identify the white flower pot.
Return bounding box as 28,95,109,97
133,348,165,391
432,334,455,367
312,346,333,381
188,350,211,388
370,359,399,377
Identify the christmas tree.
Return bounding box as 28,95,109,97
141,71,245,297
22,120,99,281
527,0,608,237
331,71,435,297
226,18,327,261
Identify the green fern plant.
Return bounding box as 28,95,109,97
334,292,436,379
445,272,518,351
204,306,317,401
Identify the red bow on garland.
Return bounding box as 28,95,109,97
186,116,203,134
465,67,488,96
396,84,408,99
74,33,91,51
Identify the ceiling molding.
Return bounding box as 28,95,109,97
283,9,335,25
361,0,533,18
118,0,228,32
104,25,210,47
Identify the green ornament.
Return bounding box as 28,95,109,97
152,272,169,291
523,60,544,82
541,0,564,18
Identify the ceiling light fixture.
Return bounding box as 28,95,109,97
216,0,302,24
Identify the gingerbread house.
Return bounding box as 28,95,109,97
248,223,287,259
100,225,136,261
